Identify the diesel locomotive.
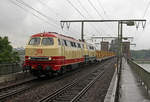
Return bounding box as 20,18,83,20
23,32,114,77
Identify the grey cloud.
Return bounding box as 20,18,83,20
0,0,149,49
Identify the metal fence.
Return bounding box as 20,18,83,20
0,63,22,75
128,59,150,94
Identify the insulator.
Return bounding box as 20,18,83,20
60,22,65,30
142,21,146,29
66,22,71,30
135,21,140,30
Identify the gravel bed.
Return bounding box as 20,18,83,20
79,58,116,102
0,72,34,88
6,59,114,102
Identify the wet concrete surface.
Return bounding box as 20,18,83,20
119,58,150,102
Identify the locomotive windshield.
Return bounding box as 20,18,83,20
28,37,41,45
41,38,54,45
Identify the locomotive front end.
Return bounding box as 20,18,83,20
24,33,60,77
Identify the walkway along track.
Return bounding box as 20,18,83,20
38,64,108,102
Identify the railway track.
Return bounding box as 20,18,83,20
0,63,91,101
0,64,93,101
0,58,114,102
0,77,37,101
38,65,105,102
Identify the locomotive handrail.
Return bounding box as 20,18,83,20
127,59,150,93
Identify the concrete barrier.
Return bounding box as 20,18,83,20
104,68,118,102
0,63,22,75
128,59,150,95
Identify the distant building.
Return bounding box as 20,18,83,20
101,41,109,51
122,42,130,58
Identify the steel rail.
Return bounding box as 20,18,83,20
0,85,32,100
0,77,36,92
0,62,99,101
0,78,37,100
38,68,104,102
70,71,104,102
38,74,88,102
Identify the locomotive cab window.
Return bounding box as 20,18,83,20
28,37,41,45
42,38,54,45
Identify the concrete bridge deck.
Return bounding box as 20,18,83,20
119,58,150,102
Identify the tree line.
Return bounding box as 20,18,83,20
0,36,20,63
130,50,150,60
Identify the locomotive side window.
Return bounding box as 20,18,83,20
66,40,71,47
29,37,41,45
70,42,79,48
82,44,84,48
58,39,61,45
74,42,76,47
70,42,74,47
77,43,81,48
61,39,65,46
63,40,67,46
42,38,54,45
89,46,94,50
87,45,90,49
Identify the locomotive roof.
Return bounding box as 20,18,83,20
31,32,80,42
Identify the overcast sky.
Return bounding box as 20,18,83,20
0,0,150,50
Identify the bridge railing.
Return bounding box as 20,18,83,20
0,63,22,75
128,59,150,93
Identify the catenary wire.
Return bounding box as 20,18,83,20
8,0,56,29
87,0,116,36
96,0,106,15
143,1,150,18
15,0,80,35
10,0,80,36
77,0,105,34
66,0,106,35
87,0,104,19
15,0,58,25
37,0,81,35
66,0,85,18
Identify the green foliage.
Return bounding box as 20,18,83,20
0,36,20,63
131,50,150,60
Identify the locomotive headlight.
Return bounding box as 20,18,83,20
48,57,52,60
28,57,31,60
